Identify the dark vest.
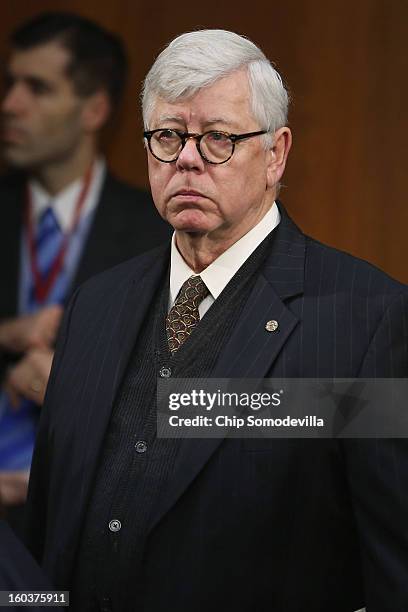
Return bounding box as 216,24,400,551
71,231,275,612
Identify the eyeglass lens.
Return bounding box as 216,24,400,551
150,130,233,163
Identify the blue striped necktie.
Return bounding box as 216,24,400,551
28,206,64,308
0,205,63,470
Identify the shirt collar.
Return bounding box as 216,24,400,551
169,202,280,306
28,158,106,233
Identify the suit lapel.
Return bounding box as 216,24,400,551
115,245,170,388
213,203,305,378
80,243,170,471
71,173,125,289
149,205,306,533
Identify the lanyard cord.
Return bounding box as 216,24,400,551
25,161,94,303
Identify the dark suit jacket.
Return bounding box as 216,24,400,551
0,519,52,588
0,170,171,369
24,205,408,611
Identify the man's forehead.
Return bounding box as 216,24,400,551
151,71,253,129
8,42,71,80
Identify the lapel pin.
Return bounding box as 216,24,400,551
265,320,279,332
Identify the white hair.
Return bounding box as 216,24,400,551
142,29,289,147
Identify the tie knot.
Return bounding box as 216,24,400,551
38,206,59,231
36,206,60,244
176,275,209,306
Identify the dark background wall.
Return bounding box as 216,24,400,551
1,0,407,282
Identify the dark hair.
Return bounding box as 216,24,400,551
11,12,128,107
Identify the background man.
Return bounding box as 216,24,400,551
26,30,407,611
0,13,170,521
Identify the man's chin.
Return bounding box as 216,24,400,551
2,148,32,169
174,224,208,235
170,210,213,234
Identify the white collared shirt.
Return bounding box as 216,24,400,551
169,202,280,318
28,157,106,233
18,158,106,313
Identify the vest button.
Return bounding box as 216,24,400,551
100,596,112,612
100,597,112,612
135,440,147,453
159,366,172,378
108,519,121,532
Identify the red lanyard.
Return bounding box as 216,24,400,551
25,162,94,303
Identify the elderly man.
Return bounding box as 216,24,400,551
25,30,407,611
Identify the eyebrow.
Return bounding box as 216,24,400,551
204,118,236,127
155,116,240,130
205,121,243,133
4,71,54,91
155,115,185,125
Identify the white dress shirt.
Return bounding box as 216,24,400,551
18,158,106,313
28,157,106,233
169,202,280,317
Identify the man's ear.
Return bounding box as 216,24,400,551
81,90,111,132
266,127,292,190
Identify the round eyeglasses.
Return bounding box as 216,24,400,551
143,128,268,165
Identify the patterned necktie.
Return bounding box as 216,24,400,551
36,207,62,271
28,206,63,309
166,275,209,353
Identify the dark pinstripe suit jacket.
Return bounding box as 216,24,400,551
25,204,408,611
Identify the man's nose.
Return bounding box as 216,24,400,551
176,137,205,172
2,84,26,115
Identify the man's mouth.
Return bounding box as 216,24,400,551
174,189,204,196
1,125,26,143
172,189,207,203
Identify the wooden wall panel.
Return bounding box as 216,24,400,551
1,0,407,281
